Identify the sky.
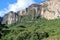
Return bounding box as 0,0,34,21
0,0,46,17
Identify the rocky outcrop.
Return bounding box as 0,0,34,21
17,8,28,16
2,4,42,25
17,4,42,21
40,0,60,20
29,4,42,19
2,0,60,24
2,11,18,24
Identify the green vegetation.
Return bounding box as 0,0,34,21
1,18,60,40
0,22,8,39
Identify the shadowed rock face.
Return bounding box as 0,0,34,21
29,4,42,17
40,0,60,20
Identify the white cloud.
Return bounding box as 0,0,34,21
0,0,35,17
0,11,8,17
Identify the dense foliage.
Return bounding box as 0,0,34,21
0,22,8,39
1,18,60,40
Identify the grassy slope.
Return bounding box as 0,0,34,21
1,18,60,40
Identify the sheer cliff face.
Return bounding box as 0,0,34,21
17,8,28,16
2,0,60,24
2,4,42,25
2,11,18,24
18,4,42,17
17,4,42,21
29,4,42,17
40,0,60,20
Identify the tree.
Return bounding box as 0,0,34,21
0,22,8,39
